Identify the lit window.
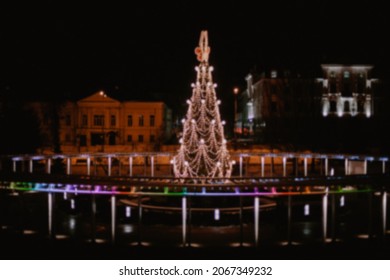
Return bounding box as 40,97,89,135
344,71,350,79
271,70,277,78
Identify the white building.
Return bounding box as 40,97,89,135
317,64,377,118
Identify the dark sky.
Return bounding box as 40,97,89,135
1,1,389,117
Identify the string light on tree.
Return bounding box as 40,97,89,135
172,30,234,178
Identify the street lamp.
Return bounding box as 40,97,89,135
233,87,239,140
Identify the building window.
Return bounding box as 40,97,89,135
344,101,350,113
150,115,155,127
138,135,144,142
65,133,71,142
91,133,104,146
79,135,87,146
139,115,144,127
358,100,365,112
108,132,116,145
343,81,352,96
357,76,365,93
329,81,337,93
150,135,155,142
82,115,88,126
93,115,104,126
344,71,350,79
65,114,71,126
127,115,133,126
127,135,132,142
110,115,116,126
330,100,337,112
271,70,277,78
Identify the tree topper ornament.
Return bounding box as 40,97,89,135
194,30,210,62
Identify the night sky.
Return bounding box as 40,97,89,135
1,1,389,117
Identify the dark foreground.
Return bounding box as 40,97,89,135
1,232,390,260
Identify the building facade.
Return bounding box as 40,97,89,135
30,91,173,154
234,64,381,149
318,65,377,117
235,69,319,142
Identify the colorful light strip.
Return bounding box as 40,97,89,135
2,180,373,197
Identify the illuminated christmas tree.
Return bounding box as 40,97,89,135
172,30,234,178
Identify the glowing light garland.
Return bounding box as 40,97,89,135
172,30,234,178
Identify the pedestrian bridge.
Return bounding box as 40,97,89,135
0,151,389,250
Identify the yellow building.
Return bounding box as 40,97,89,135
31,91,172,154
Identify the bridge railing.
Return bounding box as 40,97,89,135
0,152,388,178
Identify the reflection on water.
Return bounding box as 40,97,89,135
0,189,389,259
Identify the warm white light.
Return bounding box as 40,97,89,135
186,99,191,104
69,217,76,231
365,99,371,117
214,208,220,220
179,138,183,144
171,31,233,179
340,195,345,207
125,206,131,218
191,83,195,88
221,120,226,125
304,204,310,216
181,118,185,123
214,83,218,88
322,99,329,117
